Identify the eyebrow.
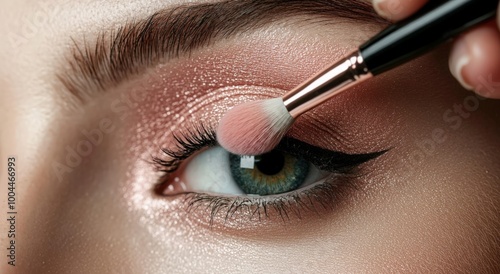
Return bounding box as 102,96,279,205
59,0,387,103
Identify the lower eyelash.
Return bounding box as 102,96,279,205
178,174,362,227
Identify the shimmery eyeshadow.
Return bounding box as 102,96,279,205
120,26,394,234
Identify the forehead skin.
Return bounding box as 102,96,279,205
1,0,500,273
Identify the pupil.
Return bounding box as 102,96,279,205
255,150,285,175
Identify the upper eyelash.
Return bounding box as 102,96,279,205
153,124,387,175
152,124,217,173
275,138,388,173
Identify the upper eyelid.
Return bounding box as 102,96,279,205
153,124,386,177
57,0,386,105
276,137,387,173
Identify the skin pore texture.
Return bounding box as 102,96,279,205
1,0,500,273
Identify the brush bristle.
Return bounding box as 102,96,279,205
217,98,294,155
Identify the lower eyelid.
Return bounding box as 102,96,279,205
172,174,364,230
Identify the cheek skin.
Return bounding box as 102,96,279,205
14,108,144,272
348,48,500,271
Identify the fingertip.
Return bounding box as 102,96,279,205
373,0,428,21
450,22,500,99
449,37,473,90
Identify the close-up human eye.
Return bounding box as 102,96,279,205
2,0,500,273
152,124,386,224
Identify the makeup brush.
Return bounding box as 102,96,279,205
217,0,498,155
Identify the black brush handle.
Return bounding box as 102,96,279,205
360,0,498,75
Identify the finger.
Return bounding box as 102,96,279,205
449,21,500,99
373,0,428,21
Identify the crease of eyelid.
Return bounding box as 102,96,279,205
57,0,387,105
293,113,350,145
177,89,277,115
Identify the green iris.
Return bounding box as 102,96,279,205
229,150,310,195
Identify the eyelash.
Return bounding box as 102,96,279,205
182,178,360,226
152,124,381,225
152,124,217,174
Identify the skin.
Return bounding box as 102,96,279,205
373,0,500,98
1,0,499,273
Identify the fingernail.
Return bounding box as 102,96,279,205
373,0,403,20
373,0,390,19
450,40,473,90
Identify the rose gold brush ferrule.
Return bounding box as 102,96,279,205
282,51,372,118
